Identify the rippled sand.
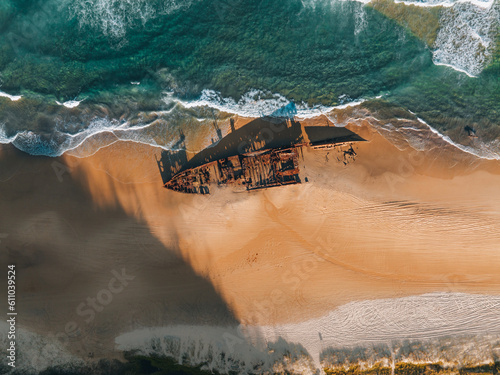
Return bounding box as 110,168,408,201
61,114,500,321
1,111,500,372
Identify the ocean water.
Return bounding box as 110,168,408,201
0,0,498,158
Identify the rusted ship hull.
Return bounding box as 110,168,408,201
157,117,365,194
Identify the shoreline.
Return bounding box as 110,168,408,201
1,114,500,370
4,290,500,374
62,115,500,323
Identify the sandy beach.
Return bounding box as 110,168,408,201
65,115,500,321
1,111,500,369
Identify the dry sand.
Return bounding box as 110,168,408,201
1,112,500,363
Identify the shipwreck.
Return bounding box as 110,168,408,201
157,115,365,194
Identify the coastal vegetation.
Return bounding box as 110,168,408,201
324,361,500,374
19,355,500,375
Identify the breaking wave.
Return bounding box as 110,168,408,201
432,1,499,76
306,0,499,76
1,118,175,157
0,91,22,101
365,114,500,160
0,89,365,157
0,322,80,374
393,0,494,7
1,87,499,161
173,89,364,119
3,288,500,374
116,326,317,374
111,292,500,374
64,0,195,38
420,118,500,160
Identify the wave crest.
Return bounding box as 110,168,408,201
65,0,194,38
433,1,499,76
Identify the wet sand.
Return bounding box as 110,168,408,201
1,112,500,366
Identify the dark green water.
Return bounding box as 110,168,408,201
0,0,430,99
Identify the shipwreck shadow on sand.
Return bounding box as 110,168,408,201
0,143,321,374
156,116,304,185
0,144,238,356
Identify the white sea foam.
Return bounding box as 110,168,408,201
378,0,500,77
0,124,16,144
354,3,368,35
57,117,175,157
307,0,499,75
0,321,80,373
56,98,85,108
2,278,500,373
66,0,195,38
175,89,364,119
0,91,22,101
432,61,478,77
364,112,500,159
349,0,500,76
116,325,317,374
257,292,500,364
432,1,499,76
0,88,333,155
1,115,173,156
318,0,494,7
115,292,500,374
392,0,495,8
414,116,500,159
1,89,497,160
176,89,292,117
